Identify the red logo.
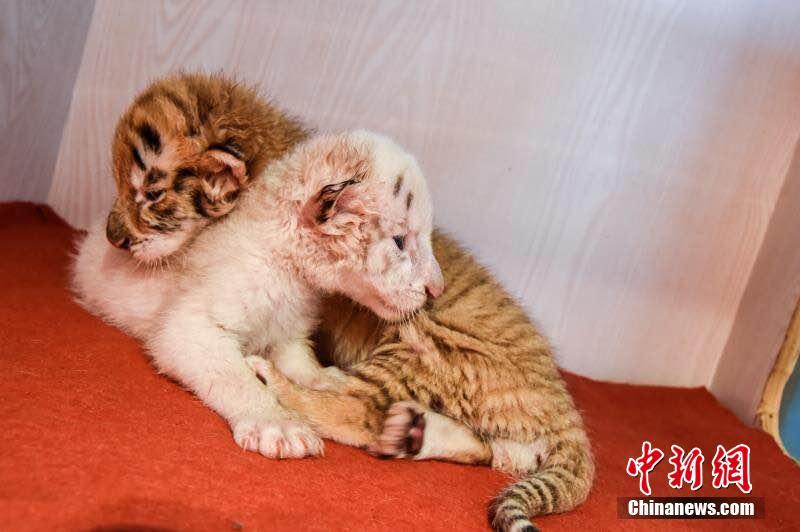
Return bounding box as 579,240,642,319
711,444,752,494
627,442,752,495
667,445,704,491
626,441,665,496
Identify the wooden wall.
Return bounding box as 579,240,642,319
0,0,94,201
5,0,800,420
711,139,800,422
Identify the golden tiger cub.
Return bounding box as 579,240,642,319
248,229,594,532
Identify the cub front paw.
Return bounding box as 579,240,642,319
233,417,323,459
373,401,426,458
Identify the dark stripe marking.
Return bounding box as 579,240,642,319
531,478,553,512
428,393,444,412
131,146,145,170
148,221,176,232
137,122,161,154
153,203,177,220
406,191,413,210
539,477,561,510
145,167,166,185
193,88,212,125
393,174,403,196
317,199,335,223
161,89,196,134
518,480,538,501
526,480,547,511
191,189,210,218
223,189,240,203
501,491,528,509
208,140,245,160
315,178,358,223
134,91,156,109
173,167,196,193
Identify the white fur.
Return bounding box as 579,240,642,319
130,167,144,194
311,131,443,320
72,217,177,340
491,438,549,475
414,409,489,462
130,219,203,263
74,217,324,458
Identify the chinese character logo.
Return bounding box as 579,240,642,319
711,444,752,494
627,442,753,495
667,444,704,491
626,441,665,496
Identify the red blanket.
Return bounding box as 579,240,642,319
1,203,797,531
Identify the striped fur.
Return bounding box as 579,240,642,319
255,231,594,531
107,72,308,262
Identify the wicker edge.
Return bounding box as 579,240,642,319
756,297,800,464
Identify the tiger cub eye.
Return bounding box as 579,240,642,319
145,189,165,203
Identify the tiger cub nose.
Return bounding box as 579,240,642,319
106,213,132,250
425,259,445,299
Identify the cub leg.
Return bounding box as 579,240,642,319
247,358,492,464
377,401,493,465
246,356,382,450
149,307,322,459
271,339,348,391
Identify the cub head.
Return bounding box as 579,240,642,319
106,72,305,263
284,131,444,321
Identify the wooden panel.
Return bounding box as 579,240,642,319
711,139,800,423
0,0,94,201
48,0,800,391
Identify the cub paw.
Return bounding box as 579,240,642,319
233,417,323,459
374,401,426,458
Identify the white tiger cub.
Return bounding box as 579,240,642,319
73,221,180,340
73,131,443,458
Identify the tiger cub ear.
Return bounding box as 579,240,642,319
196,149,247,217
301,176,364,235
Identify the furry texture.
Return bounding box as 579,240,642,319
106,71,308,263
74,71,307,341
73,71,592,531
248,231,595,532
72,217,180,339
76,131,442,459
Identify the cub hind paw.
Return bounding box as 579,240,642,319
374,401,426,458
